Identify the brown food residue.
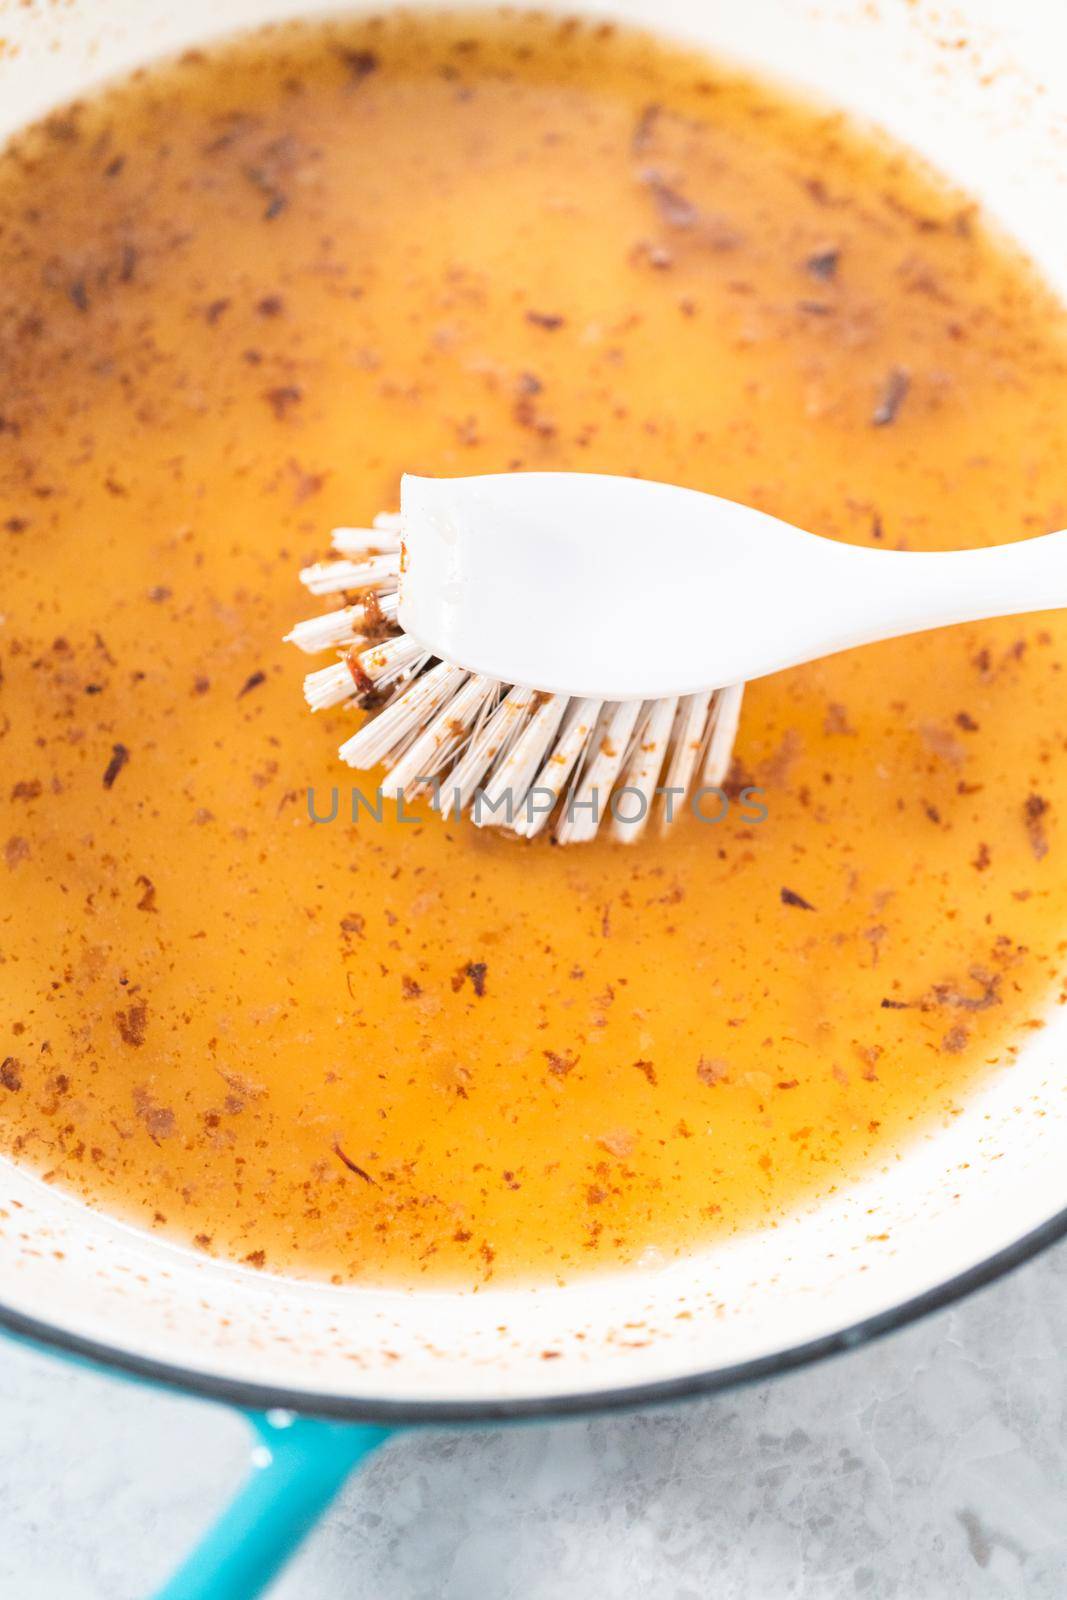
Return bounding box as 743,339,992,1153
1,11,1066,1291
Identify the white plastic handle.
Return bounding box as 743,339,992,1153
399,473,1067,700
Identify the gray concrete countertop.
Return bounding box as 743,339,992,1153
2,1241,1066,1598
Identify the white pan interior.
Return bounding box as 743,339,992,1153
1,0,1066,1413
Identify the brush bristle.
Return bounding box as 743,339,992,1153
288,518,745,843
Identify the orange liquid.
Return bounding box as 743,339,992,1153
2,12,1067,1287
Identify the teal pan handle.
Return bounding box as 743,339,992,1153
151,1411,397,1600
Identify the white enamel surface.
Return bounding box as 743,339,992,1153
1,0,1066,1412
399,473,1067,699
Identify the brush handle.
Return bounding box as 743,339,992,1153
755,528,1067,673
400,473,1067,699
871,531,1067,622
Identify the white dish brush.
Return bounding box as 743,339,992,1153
287,472,1067,844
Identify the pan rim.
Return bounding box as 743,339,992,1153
2,1200,1065,1424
